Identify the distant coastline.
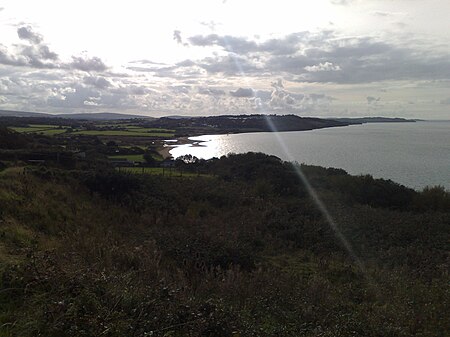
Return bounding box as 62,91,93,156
0,110,426,161
159,116,419,159
168,121,450,190
331,117,418,124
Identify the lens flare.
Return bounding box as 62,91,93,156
262,115,367,274
221,40,367,274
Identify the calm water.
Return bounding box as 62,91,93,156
170,121,450,190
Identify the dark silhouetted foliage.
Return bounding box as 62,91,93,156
0,153,448,336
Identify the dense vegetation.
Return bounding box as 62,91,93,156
146,114,348,136
1,114,349,138
0,147,449,336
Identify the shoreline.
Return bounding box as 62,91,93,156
155,126,356,160
156,137,194,159
155,119,430,161
156,145,172,159
153,121,449,191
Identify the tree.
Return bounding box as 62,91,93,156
143,152,157,167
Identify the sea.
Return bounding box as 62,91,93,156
169,121,450,191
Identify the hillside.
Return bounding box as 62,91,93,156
0,151,448,336
332,117,418,124
0,110,150,120
145,114,349,136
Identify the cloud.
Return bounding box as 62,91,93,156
198,87,226,96
21,45,59,68
330,0,356,5
126,66,155,72
45,80,153,110
71,56,107,72
129,59,167,67
127,59,207,79
17,26,43,44
0,26,153,113
83,76,111,89
2,23,449,118
177,59,196,67
0,26,70,71
230,87,254,97
169,85,191,95
305,62,341,72
272,79,284,88
173,30,187,46
1,36,109,72
268,81,296,108
189,34,258,54
188,32,314,56
0,43,59,69
198,54,260,75
373,11,393,17
367,96,380,104
113,85,151,96
184,31,450,84
394,22,407,29
0,27,61,69
47,84,101,108
36,45,58,60
200,21,219,31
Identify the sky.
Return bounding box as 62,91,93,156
0,0,449,119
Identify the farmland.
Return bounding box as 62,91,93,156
0,116,448,336
71,129,174,137
10,124,68,135
118,166,212,177
9,123,175,138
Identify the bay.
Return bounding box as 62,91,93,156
169,121,450,190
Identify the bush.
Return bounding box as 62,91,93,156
414,185,450,211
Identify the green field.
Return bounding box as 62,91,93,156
10,127,44,133
72,130,174,137
103,125,175,133
9,124,175,138
37,129,68,135
108,154,145,162
115,147,164,161
126,127,175,133
118,166,210,177
119,145,147,150
28,124,61,128
10,124,68,135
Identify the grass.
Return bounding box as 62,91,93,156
0,154,448,336
10,127,48,133
119,145,147,149
103,125,175,133
28,124,61,128
37,129,68,135
72,130,174,137
108,154,145,162
118,166,210,177
126,127,175,133
9,125,68,135
109,153,163,162
9,125,175,138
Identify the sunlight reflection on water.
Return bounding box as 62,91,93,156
169,122,450,190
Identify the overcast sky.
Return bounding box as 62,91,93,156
0,0,449,118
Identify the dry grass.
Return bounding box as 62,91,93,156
0,159,448,336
